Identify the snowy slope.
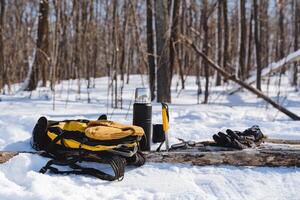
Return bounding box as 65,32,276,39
0,75,300,200
229,48,300,94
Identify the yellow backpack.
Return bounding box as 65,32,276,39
46,119,144,151
31,116,145,181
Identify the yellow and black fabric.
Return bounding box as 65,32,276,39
31,116,145,181
45,119,144,152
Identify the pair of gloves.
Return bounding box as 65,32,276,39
212,125,264,149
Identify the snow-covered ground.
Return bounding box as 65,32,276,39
0,75,300,200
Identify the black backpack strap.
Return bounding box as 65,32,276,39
126,151,145,166
39,155,126,181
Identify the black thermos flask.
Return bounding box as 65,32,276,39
133,88,152,151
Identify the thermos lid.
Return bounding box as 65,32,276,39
135,88,150,103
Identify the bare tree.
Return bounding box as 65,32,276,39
146,0,156,101
260,0,269,69
222,0,229,78
246,5,253,76
216,0,222,86
0,0,5,92
155,0,171,103
253,0,261,90
178,0,187,90
170,0,181,78
239,0,246,80
72,0,81,95
202,0,209,104
293,0,299,86
112,0,119,108
119,2,128,108
27,0,49,91
278,0,285,60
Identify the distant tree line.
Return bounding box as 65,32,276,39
0,0,299,105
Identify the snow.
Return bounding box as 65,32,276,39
0,75,300,200
229,48,300,94
264,49,300,74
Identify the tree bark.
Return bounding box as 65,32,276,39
155,0,171,103
178,1,186,90
0,0,5,92
239,0,246,80
253,0,261,91
146,0,156,101
27,0,49,91
202,0,209,104
0,152,18,164
278,0,285,60
216,0,222,86
112,0,119,108
145,144,300,167
222,0,229,78
72,0,81,94
183,37,300,120
293,0,299,86
260,0,269,69
169,0,181,78
1,143,300,168
246,6,253,77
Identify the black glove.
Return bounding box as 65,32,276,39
212,126,264,149
242,125,264,142
213,131,248,149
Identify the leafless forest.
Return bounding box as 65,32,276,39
0,0,299,107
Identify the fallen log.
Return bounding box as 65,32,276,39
1,141,300,167
0,152,18,164
264,138,300,145
182,37,300,120
145,144,300,167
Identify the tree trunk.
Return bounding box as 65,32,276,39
26,0,49,91
112,0,119,108
246,6,253,77
239,0,246,80
119,2,128,108
178,0,186,90
72,0,81,95
293,0,299,86
50,0,61,92
82,1,90,89
253,0,261,91
202,0,209,104
260,0,269,69
169,0,181,78
0,0,5,92
216,0,222,86
120,2,127,83
146,0,156,101
278,0,285,60
40,0,49,87
222,0,229,78
155,0,171,103
61,0,68,81
92,0,99,87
